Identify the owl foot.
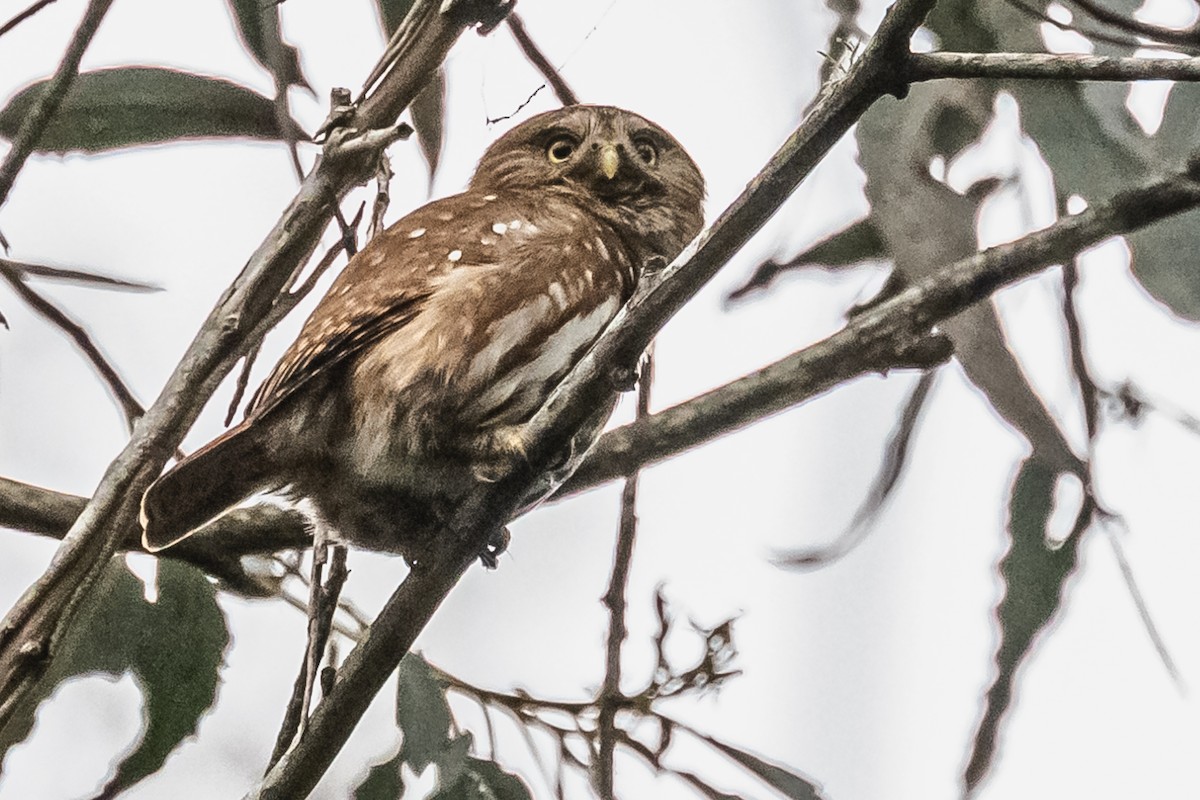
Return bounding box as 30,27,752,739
478,526,511,569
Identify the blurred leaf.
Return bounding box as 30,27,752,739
727,217,887,300
225,0,308,89
430,753,534,800
930,0,1200,318
355,751,407,800
1122,83,1200,319
857,81,1084,476
0,559,228,797
397,653,453,771
375,0,418,36
964,459,1082,791
0,68,307,154
412,70,446,181
696,733,824,800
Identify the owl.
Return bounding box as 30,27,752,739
140,105,706,563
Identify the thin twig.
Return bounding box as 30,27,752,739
1062,259,1100,443
0,0,115,210
775,368,937,568
597,350,653,799
0,0,59,40
1002,0,1153,52
0,258,158,291
1101,518,1184,689
1066,0,1200,50
505,13,579,106
0,265,144,432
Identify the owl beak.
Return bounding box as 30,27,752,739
599,144,620,180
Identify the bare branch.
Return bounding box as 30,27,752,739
0,0,115,211
0,264,144,432
559,164,1200,496
909,51,1200,82
506,13,579,106
597,353,652,799
0,0,59,41
0,258,158,291
1066,0,1200,50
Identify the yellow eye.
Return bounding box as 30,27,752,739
547,136,576,163
634,138,658,165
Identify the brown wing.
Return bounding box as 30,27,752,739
248,191,501,418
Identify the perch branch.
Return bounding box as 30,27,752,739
247,1,942,796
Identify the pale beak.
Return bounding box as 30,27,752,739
599,143,620,180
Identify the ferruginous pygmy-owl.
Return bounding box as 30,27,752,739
140,105,705,562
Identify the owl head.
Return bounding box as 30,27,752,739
470,105,706,261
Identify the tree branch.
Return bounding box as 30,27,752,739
597,353,652,799
505,13,579,106
0,0,114,211
909,51,1200,82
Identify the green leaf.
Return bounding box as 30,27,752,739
857,81,1083,476
374,0,419,36
964,459,1082,791
0,559,229,797
429,753,534,800
355,750,407,800
396,653,453,772
697,733,824,800
411,70,446,181
727,216,888,300
225,0,308,89
0,68,308,154
930,0,1200,319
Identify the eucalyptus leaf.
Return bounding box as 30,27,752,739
0,559,228,798
0,68,307,154
412,70,446,181
396,653,453,772
225,0,308,89
964,459,1082,791
429,754,534,800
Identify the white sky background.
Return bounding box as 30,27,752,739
0,0,1199,798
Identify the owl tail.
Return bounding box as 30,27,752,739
140,420,279,552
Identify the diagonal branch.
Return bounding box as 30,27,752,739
0,0,115,211
0,264,145,431
505,13,579,106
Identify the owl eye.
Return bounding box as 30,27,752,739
546,136,577,163
633,138,658,166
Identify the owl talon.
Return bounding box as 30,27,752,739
608,362,639,392
478,526,510,569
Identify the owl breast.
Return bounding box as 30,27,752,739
341,191,634,485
